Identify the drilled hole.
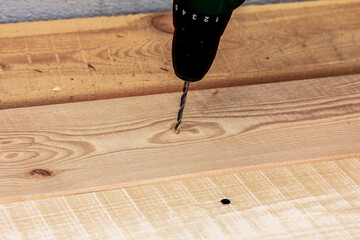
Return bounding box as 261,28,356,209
221,199,231,205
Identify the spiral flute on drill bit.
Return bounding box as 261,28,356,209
175,81,190,134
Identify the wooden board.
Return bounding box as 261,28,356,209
1,158,359,239
1,74,360,204
1,0,360,109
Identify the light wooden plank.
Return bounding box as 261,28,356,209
1,0,360,109
1,74,360,203
1,158,359,239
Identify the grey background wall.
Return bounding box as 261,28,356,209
0,0,307,24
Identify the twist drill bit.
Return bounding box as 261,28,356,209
175,81,190,134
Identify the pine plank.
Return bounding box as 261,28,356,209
1,74,360,203
0,158,359,239
1,0,360,109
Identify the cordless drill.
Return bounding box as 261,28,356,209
172,0,246,133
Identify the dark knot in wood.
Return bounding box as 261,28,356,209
30,169,53,177
151,14,174,34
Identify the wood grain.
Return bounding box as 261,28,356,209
1,74,360,203
0,158,359,239
1,0,360,109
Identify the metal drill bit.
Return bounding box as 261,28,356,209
175,81,190,134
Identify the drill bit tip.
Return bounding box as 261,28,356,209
174,126,181,134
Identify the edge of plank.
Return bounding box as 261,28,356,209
7,153,360,204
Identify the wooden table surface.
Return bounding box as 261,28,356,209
1,0,360,239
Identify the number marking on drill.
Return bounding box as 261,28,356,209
175,4,178,11
182,9,186,15
192,14,197,20
204,16,209,22
216,17,219,22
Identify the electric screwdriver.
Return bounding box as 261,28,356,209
172,0,246,133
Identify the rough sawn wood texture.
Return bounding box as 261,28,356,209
0,0,360,109
1,74,360,203
0,158,359,239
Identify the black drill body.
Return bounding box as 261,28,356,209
172,0,245,132
172,0,245,82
